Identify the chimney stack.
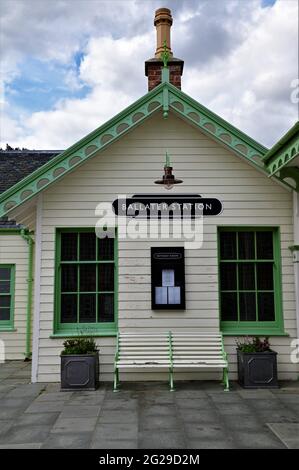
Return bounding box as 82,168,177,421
145,8,184,92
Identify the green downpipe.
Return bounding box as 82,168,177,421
20,229,34,360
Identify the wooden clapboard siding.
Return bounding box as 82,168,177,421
36,112,298,382
0,234,34,359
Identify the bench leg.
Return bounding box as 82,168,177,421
169,368,174,392
113,367,120,392
223,367,229,392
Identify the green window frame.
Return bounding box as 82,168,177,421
0,264,15,330
53,228,118,337
218,227,285,336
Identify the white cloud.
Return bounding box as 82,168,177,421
0,0,298,149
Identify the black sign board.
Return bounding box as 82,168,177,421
112,194,222,218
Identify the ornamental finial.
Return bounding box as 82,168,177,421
161,40,170,68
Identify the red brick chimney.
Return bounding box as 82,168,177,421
145,8,184,91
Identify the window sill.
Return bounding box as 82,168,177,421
50,330,117,338
0,327,16,332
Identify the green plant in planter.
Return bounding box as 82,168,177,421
61,337,98,355
236,336,271,353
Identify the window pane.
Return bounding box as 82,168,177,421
220,263,237,290
61,233,77,261
220,232,236,260
61,294,77,323
238,263,255,290
221,292,238,321
257,263,273,290
98,293,114,322
80,232,96,261
239,292,256,321
79,294,96,323
80,264,96,292
238,232,255,259
0,308,10,321
98,264,114,291
0,268,11,280
258,293,275,321
0,296,10,308
0,281,10,293
98,236,114,260
256,231,273,259
61,265,77,292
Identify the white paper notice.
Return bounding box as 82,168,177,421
162,269,175,287
155,287,168,304
168,287,181,304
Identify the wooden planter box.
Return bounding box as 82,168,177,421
61,353,99,391
237,349,278,389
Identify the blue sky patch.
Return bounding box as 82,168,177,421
6,55,90,114
261,0,276,7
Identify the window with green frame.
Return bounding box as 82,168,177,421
0,265,15,330
218,227,285,335
54,229,117,335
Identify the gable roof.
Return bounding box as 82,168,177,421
0,78,269,218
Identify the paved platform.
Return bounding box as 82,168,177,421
0,361,299,449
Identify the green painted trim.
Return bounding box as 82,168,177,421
53,228,118,336
0,85,164,218
263,121,299,163
168,331,174,391
0,229,22,234
0,264,15,330
264,125,299,176
167,83,268,163
50,331,117,338
222,331,289,336
0,82,272,219
0,327,17,332
20,230,34,359
289,245,299,252
217,227,285,335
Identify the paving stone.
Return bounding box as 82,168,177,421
215,403,252,416
0,397,34,408
0,407,25,420
185,423,228,440
139,414,179,430
208,392,243,403
69,394,105,406
51,417,98,433
25,401,66,414
140,404,177,417
0,420,14,437
35,391,73,402
139,430,185,449
103,399,138,410
94,423,138,441
60,405,101,418
238,389,276,399
0,443,43,449
267,423,299,449
249,399,284,411
8,384,45,397
257,410,298,423
222,415,264,430
91,439,138,449
42,432,92,449
179,409,220,424
175,398,213,409
0,424,51,444
232,430,286,449
99,410,137,424
16,412,60,426
174,389,208,398
188,438,235,449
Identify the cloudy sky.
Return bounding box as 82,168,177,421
0,0,298,150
